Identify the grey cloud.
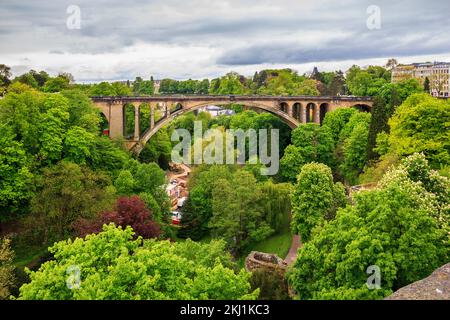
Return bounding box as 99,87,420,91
216,0,450,65
217,34,450,65
1,0,449,80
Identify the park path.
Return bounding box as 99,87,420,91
167,163,191,183
284,235,302,266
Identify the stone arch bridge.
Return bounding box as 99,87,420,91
91,95,373,154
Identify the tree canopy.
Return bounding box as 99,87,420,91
388,93,450,167
289,154,449,300
291,163,347,242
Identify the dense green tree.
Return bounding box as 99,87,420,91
367,96,389,160
280,124,335,182
252,70,268,89
341,119,371,184
196,79,210,94
62,126,96,164
258,181,292,232
114,161,170,223
388,93,450,167
424,77,430,92
210,72,245,94
139,129,172,169
249,269,290,300
18,224,258,300
296,79,320,95
159,78,209,94
279,145,305,183
0,124,33,214
30,70,50,87
209,170,273,253
0,88,44,153
291,124,335,163
90,82,116,96
132,77,143,95
42,76,70,93
37,95,70,164
115,161,166,196
367,79,423,161
326,71,347,95
134,162,166,194
0,88,128,175
133,77,154,95
322,108,358,144
379,153,450,230
377,79,423,105
258,69,295,95
179,165,234,240
11,70,50,91
111,82,132,96
0,64,12,91
329,111,371,183
88,136,130,176
338,111,371,143
61,89,101,133
25,161,115,244
114,170,135,195
291,163,347,242
346,65,390,96
14,73,39,89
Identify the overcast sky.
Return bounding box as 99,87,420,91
1,0,449,82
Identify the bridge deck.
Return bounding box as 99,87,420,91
91,94,373,103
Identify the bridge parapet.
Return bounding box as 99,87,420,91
90,95,373,153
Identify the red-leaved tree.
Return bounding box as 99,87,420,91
73,196,161,239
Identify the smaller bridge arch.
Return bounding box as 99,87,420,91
292,102,302,121
305,103,316,123
279,102,289,114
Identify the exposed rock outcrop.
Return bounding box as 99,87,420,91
245,251,288,272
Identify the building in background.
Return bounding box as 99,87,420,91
198,105,235,117
392,62,450,97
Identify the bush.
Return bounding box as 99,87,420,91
18,225,258,300
0,238,16,299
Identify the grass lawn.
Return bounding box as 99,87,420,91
13,244,49,270
11,243,51,295
248,229,292,258
173,213,293,269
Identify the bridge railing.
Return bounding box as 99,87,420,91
90,94,374,102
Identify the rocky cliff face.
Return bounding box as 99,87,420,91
386,263,450,300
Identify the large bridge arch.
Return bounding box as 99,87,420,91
134,100,300,154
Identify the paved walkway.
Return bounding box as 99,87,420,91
167,163,191,183
284,235,302,266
